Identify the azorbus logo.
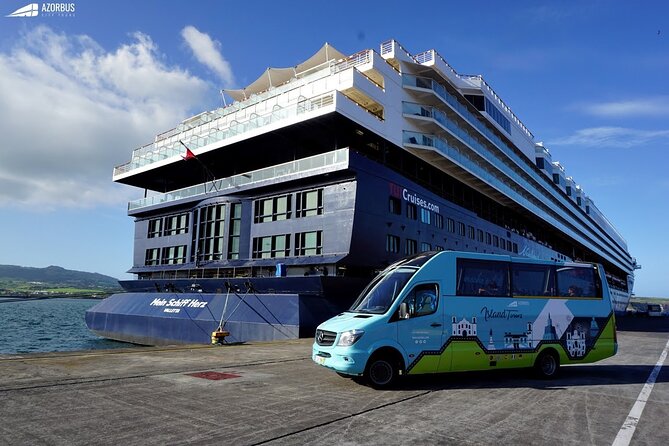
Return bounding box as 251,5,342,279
6,2,76,18
6,3,39,17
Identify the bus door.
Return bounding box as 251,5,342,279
396,283,446,373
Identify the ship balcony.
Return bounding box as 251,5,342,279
127,148,350,214
379,39,414,72
113,50,382,182
402,129,515,208
411,48,533,142
401,129,631,273
113,92,336,182
401,74,625,255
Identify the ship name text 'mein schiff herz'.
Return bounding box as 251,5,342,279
86,40,638,346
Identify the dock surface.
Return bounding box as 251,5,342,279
1,320,668,445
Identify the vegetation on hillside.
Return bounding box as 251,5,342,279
0,265,122,298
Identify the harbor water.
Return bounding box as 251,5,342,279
0,298,133,355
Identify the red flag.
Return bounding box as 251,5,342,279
182,147,196,161
180,141,196,160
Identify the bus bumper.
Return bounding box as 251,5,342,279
312,343,367,376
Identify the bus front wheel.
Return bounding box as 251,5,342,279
365,355,398,389
534,350,560,379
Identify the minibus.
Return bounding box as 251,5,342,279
312,251,617,388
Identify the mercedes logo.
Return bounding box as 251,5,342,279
317,330,324,344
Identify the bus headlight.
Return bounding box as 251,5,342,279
337,329,365,346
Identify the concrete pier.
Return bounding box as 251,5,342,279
1,321,667,445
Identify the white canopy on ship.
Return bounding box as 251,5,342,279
222,43,345,102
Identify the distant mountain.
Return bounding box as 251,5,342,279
0,265,120,289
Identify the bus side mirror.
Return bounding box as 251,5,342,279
399,302,409,319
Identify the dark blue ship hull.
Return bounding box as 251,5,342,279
85,277,366,345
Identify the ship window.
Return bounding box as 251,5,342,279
420,208,431,224
389,197,401,215
467,225,475,240
477,229,484,243
228,203,242,260
255,194,291,223
405,239,417,256
435,245,444,251
464,94,485,111
513,243,518,254
536,158,545,169
406,203,417,220
276,196,289,220
162,245,186,265
553,173,560,185
148,218,162,239
164,213,189,236
420,242,431,252
252,234,291,259
486,232,492,245
493,235,499,248
456,258,510,297
435,214,444,229
145,248,160,266
457,222,466,237
297,189,323,218
484,98,511,133
447,218,455,233
566,186,572,197
296,231,322,256
386,234,400,253
196,204,226,262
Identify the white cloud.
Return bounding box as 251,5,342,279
549,127,669,149
0,26,211,210
581,97,669,118
181,25,235,87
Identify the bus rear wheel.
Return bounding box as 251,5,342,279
365,355,398,389
534,350,560,379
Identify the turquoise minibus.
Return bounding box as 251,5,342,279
312,251,617,388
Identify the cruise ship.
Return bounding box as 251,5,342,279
86,40,638,346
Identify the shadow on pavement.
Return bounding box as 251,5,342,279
616,316,669,333
390,362,668,392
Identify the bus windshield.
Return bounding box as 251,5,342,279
349,267,417,314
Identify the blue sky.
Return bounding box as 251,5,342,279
0,0,667,297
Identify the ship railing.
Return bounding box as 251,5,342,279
402,129,568,238
114,92,336,177
403,75,568,207
410,48,533,141
334,49,371,72
380,40,393,56
115,50,375,178
461,74,533,140
127,148,349,211
117,68,337,173
380,39,413,59
403,128,631,268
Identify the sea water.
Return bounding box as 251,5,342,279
0,298,133,355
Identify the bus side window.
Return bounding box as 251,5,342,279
511,263,555,296
402,284,439,318
456,259,510,297
556,266,600,298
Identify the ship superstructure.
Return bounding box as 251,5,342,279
87,40,636,345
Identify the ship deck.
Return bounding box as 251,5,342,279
1,318,667,445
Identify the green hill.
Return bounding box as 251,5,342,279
0,265,121,296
